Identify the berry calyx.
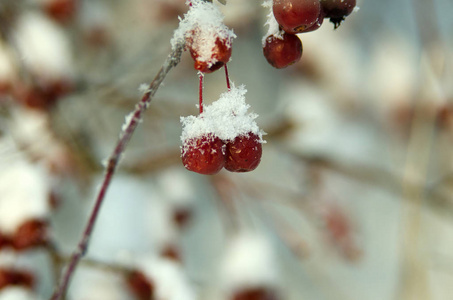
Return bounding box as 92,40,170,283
263,33,303,69
182,134,226,175
320,0,356,28
273,0,321,34
225,133,262,173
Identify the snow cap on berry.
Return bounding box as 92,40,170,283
180,84,264,152
171,0,236,65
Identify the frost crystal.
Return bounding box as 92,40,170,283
171,0,236,63
262,0,283,45
180,85,264,149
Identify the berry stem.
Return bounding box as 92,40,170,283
199,72,204,114
224,64,231,90
49,42,184,300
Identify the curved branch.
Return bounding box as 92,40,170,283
50,42,184,300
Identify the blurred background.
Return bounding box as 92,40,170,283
1,0,453,299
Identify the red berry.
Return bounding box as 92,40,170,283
300,9,325,33
0,232,11,250
172,207,193,229
263,33,303,69
182,134,225,175
12,219,49,251
224,133,262,173
127,271,154,300
187,32,232,73
0,269,34,290
231,287,280,300
273,0,321,34
43,0,77,23
320,0,356,28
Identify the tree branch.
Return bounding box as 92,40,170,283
50,42,185,300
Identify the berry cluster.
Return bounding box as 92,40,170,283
181,85,263,175
263,0,356,68
175,0,264,175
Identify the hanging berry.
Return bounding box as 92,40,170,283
263,33,303,69
171,0,236,74
272,0,321,34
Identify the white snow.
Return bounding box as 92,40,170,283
0,137,51,234
171,0,236,65
156,167,195,205
13,12,74,81
262,0,283,45
0,43,15,85
220,231,280,291
0,287,40,300
180,84,264,151
135,256,197,300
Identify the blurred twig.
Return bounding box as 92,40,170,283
50,42,184,300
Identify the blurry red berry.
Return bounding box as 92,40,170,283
43,0,77,23
182,134,225,175
263,33,303,69
127,271,154,300
231,287,280,300
224,133,262,173
320,0,356,28
0,232,11,250
161,244,181,262
12,219,49,251
0,269,34,290
172,207,193,229
273,0,321,34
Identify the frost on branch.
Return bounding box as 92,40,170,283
171,0,236,68
180,84,264,153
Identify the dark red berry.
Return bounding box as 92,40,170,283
0,232,11,250
127,271,154,300
273,0,321,34
182,134,225,175
0,269,34,290
300,9,325,33
231,287,280,300
12,219,49,251
172,207,193,229
320,0,356,28
224,133,262,173
187,32,232,73
160,244,181,262
43,0,77,23
263,33,303,69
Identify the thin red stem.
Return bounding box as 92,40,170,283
224,64,231,90
199,72,204,114
49,43,184,300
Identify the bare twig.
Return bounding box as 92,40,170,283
50,42,184,300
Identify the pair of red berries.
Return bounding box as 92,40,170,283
182,132,262,175
263,0,356,69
